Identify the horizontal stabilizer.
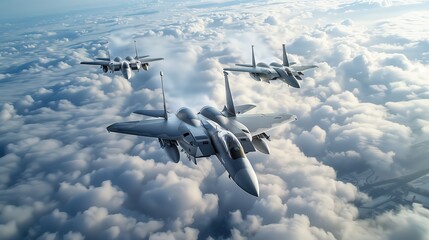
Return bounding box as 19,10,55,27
235,104,256,114
133,109,165,118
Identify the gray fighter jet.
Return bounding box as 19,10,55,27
106,71,297,196
224,44,318,88
80,41,163,79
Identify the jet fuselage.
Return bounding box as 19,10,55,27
106,106,260,196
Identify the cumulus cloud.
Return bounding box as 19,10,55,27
1,0,429,240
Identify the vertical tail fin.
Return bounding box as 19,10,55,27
134,40,139,59
223,71,236,117
160,71,168,119
282,44,289,67
251,45,256,68
107,41,111,61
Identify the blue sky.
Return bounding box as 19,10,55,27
0,0,125,20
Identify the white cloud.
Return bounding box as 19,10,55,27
1,1,429,239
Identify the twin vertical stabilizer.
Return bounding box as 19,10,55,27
251,45,256,68
223,71,236,117
160,72,168,119
282,44,289,67
134,40,139,59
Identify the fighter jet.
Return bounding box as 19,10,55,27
80,41,163,80
107,71,297,196
224,44,318,88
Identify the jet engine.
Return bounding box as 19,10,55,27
142,63,149,71
159,139,180,163
102,65,108,73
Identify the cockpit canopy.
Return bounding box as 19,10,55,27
114,57,122,62
125,56,134,61
221,132,246,160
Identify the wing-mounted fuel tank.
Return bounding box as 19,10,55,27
159,139,180,163
252,132,271,154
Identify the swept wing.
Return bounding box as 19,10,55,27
107,117,182,140
235,104,256,114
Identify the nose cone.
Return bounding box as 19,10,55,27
292,80,300,88
125,70,131,80
234,168,260,197
288,76,300,88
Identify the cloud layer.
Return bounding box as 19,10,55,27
1,0,429,239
